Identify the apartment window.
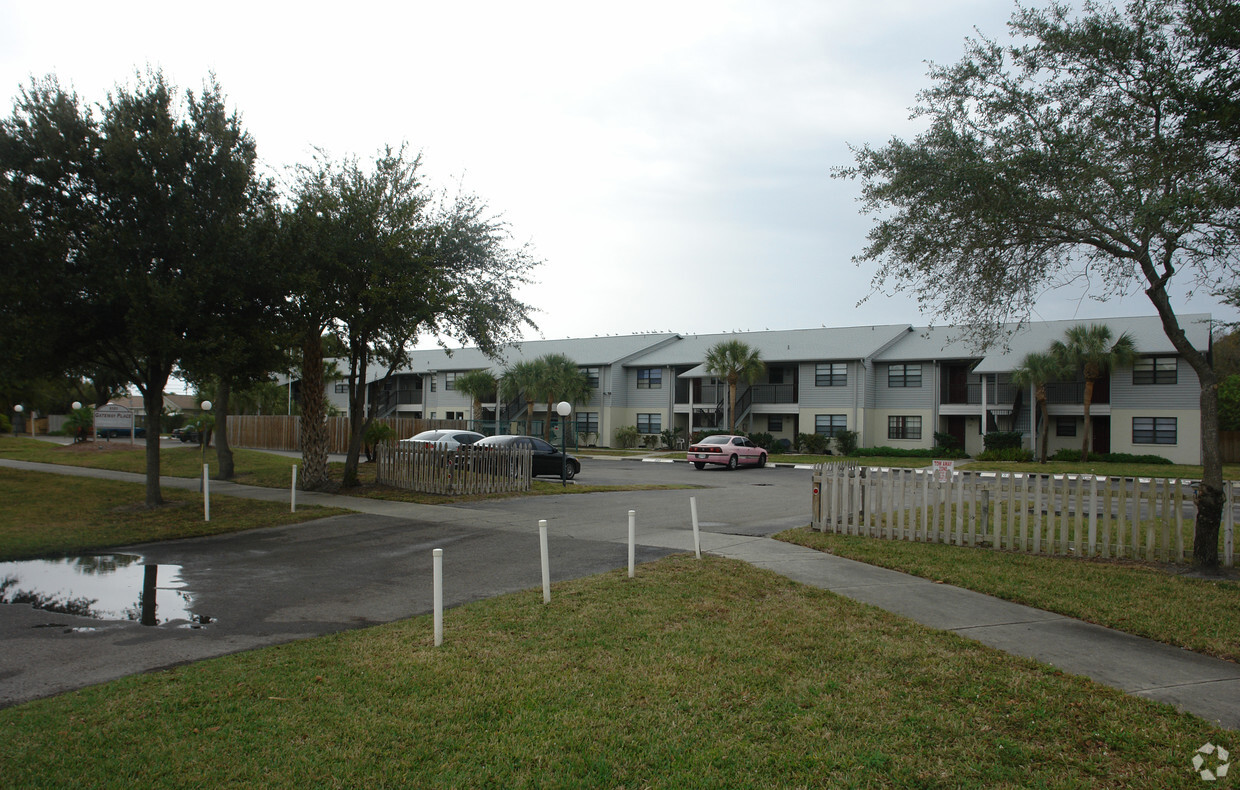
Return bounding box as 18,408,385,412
444,372,457,390
887,415,922,440
1133,417,1177,445
581,367,600,388
636,413,661,433
888,363,922,388
768,416,783,432
445,411,465,420
430,377,436,392
1056,417,1077,437
1133,356,1177,385
637,368,662,389
815,363,846,387
576,412,599,434
334,382,349,394
815,414,847,437
768,368,784,385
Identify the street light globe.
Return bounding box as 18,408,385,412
555,401,572,417
72,401,82,410
13,405,22,413
201,401,212,411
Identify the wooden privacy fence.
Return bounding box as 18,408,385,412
375,443,533,496
811,464,1235,567
226,416,465,454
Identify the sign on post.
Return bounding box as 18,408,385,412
93,403,135,441
933,459,955,484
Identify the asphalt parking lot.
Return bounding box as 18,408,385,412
0,456,813,707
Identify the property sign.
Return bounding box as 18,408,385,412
933,459,955,484
94,403,134,434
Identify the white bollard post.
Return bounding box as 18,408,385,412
689,497,701,559
539,519,551,603
291,465,298,513
628,510,636,578
433,548,443,647
203,464,210,522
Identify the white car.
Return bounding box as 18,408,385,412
398,429,485,450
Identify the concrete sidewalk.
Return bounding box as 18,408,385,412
3,457,1238,730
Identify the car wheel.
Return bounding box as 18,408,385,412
757,454,766,468
565,462,577,480
727,454,738,470
694,462,705,470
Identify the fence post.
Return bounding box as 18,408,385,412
203,464,210,522
1174,478,1184,563
291,464,298,513
1031,474,1042,554
1144,479,1156,562
539,520,551,603
433,548,443,646
628,510,636,578
1087,476,1098,557
690,497,701,559
954,471,965,546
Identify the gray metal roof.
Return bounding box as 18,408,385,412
875,314,1213,373
391,333,681,375
629,325,913,368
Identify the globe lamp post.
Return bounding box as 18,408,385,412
556,401,572,487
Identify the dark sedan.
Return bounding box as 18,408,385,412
474,435,581,479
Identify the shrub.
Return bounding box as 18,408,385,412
982,431,1023,451
799,432,829,454
834,429,859,456
976,447,1034,462
1049,449,1173,465
643,434,660,449
0,414,10,433
746,432,775,451
934,431,961,452
615,425,640,449
659,427,684,450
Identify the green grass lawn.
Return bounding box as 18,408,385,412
0,467,352,561
1,556,1228,788
777,526,1240,663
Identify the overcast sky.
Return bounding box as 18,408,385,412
2,0,1232,349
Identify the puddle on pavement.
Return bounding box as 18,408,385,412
0,554,211,627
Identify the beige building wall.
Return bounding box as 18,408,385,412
1109,408,1201,466
868,408,935,451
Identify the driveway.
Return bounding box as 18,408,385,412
0,457,810,707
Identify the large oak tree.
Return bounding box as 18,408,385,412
837,0,1240,567
1,72,266,506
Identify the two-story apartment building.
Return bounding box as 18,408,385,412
311,314,1212,464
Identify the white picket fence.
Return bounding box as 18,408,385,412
376,443,533,496
811,464,1235,567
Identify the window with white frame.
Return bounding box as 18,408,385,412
815,414,846,436
1132,356,1177,385
636,368,662,389
1056,417,1077,437
888,363,922,388
334,382,348,394
768,416,783,432
887,415,921,440
815,363,846,387
444,372,457,390
1133,417,1177,444
581,367,600,388
636,413,661,433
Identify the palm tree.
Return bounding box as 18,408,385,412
454,369,498,429
703,340,766,433
1050,324,1138,462
1010,351,1067,463
501,355,591,440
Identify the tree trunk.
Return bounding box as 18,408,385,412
215,379,234,480
343,357,370,488
1037,396,1050,463
1080,379,1094,462
299,332,330,490
139,368,170,508
728,379,737,433
1195,372,1223,568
